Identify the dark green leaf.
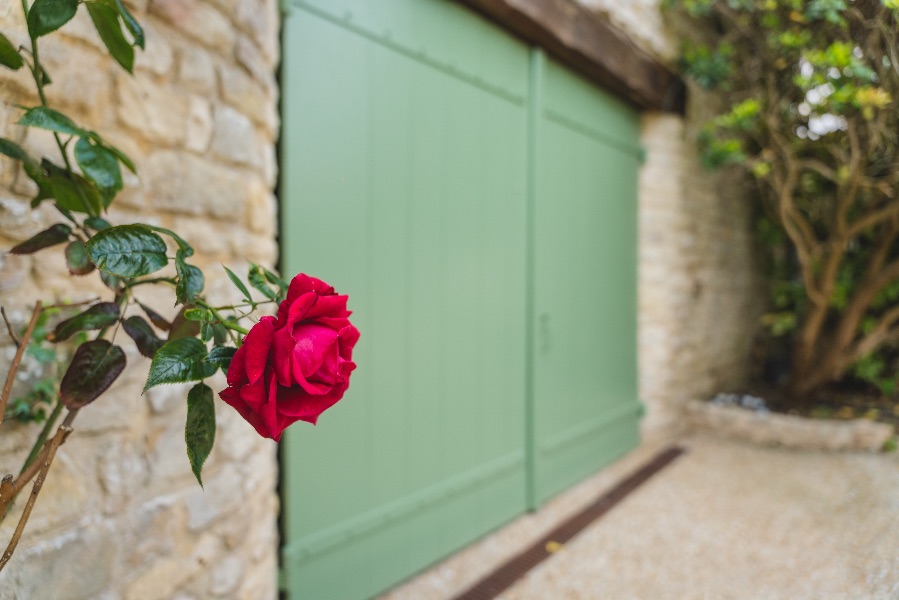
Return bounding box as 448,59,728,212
139,302,170,331
9,223,71,254
114,0,144,48
85,1,134,72
86,224,168,277
103,142,136,173
75,137,122,205
0,137,29,162
0,33,23,70
18,106,86,137
59,340,126,408
185,383,215,487
122,315,164,358
100,270,122,292
204,345,236,373
64,240,95,275
50,302,120,342
212,323,227,345
183,308,207,321
38,63,51,85
175,256,204,305
43,161,103,216
144,337,216,391
223,265,252,303
85,216,112,231
27,0,79,38
248,264,277,300
200,322,213,342
169,306,201,340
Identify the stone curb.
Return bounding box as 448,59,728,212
685,399,896,452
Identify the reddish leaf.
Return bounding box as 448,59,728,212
60,340,126,408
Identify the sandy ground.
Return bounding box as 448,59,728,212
381,434,899,600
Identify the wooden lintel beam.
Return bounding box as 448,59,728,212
456,0,686,113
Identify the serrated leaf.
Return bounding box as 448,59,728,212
85,1,134,72
0,33,23,70
65,240,95,275
75,137,122,205
223,265,252,303
204,345,236,373
18,106,86,137
50,302,120,342
9,223,71,254
144,337,216,391
59,340,126,408
248,264,277,300
43,161,103,216
27,0,79,38
114,0,144,49
139,302,170,331
121,315,164,358
86,224,168,277
175,257,204,305
169,305,201,340
185,383,215,487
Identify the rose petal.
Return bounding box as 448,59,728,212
225,343,248,387
272,327,296,387
280,290,317,328
305,294,349,320
262,369,283,441
219,386,272,440
243,316,276,385
239,377,268,412
276,385,344,425
338,324,361,360
291,323,339,379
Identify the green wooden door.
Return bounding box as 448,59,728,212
280,2,641,598
280,2,529,599
530,56,642,505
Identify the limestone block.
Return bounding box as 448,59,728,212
146,381,193,414
122,495,181,568
244,178,277,237
210,104,263,168
218,62,277,134
236,0,279,65
238,552,278,600
39,39,114,127
210,553,244,596
97,435,151,506
143,150,250,219
134,21,176,76
149,0,235,55
116,74,189,145
0,196,45,241
0,522,119,600
178,46,217,95
185,95,214,153
183,468,243,532
236,35,271,86
125,557,197,600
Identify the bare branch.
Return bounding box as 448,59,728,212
0,302,42,429
846,201,899,239
0,308,20,348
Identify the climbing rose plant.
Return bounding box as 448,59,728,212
0,0,357,571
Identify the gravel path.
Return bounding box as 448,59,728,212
382,435,899,600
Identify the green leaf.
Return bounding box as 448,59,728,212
59,340,126,408
168,306,201,340
144,337,216,391
75,137,122,205
84,216,112,231
43,160,104,216
9,223,71,254
85,1,134,72
18,106,87,137
223,266,252,303
147,225,193,257
0,32,23,70
204,345,236,373
27,0,79,38
175,255,204,305
139,302,170,331
86,224,169,277
183,308,208,321
185,383,215,487
114,0,144,48
64,240,95,275
100,270,122,292
0,137,29,162
103,142,136,173
49,302,120,342
121,315,164,358
248,264,277,300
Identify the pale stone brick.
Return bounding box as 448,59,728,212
149,0,235,55
134,21,176,76
218,61,277,134
116,74,189,145
178,46,217,94
209,104,262,167
185,95,213,153
143,150,250,218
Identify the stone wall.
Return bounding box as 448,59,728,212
575,0,766,441
0,0,280,598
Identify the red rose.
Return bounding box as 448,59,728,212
218,274,360,441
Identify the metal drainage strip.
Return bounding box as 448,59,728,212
451,447,686,600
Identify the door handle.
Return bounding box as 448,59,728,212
538,312,551,354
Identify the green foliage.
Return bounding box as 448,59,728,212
27,0,78,38
50,302,120,342
9,223,71,254
0,32,23,70
144,338,217,391
680,42,733,89
185,383,215,487
121,315,165,358
86,224,169,277
59,340,126,408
